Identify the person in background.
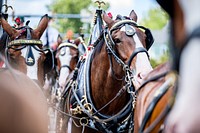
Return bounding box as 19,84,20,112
40,16,60,51
65,29,74,42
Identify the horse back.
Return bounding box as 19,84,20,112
135,62,176,133
0,68,48,133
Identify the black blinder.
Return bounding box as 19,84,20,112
25,27,35,66
44,49,54,74
145,28,154,50
138,26,154,50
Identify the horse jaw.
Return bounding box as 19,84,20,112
132,34,153,89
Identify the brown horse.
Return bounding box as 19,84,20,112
55,37,87,133
131,2,180,133
156,0,200,132
133,62,177,133
0,14,53,86
0,67,48,133
56,37,86,91
61,10,153,133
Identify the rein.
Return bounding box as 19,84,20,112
66,51,134,133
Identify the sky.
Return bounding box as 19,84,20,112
106,0,159,21
1,0,167,59
3,0,160,28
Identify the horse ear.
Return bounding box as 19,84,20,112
0,15,19,40
57,34,62,45
102,12,114,28
33,14,49,39
74,38,81,46
129,10,137,22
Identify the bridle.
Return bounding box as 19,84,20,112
104,19,150,81
6,27,51,61
56,42,78,72
5,25,54,78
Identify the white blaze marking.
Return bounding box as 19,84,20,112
120,25,152,75
120,26,126,32
21,47,40,80
58,47,72,88
133,34,152,76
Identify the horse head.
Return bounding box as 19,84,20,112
0,14,53,86
103,10,153,89
56,37,86,90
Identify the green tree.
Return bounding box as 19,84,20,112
49,0,92,33
150,50,170,68
139,7,169,30
140,7,170,67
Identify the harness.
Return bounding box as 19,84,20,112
61,19,153,133
137,71,177,133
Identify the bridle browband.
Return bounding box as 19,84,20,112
8,39,43,46
57,42,78,51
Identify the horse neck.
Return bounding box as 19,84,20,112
90,42,128,114
91,43,125,90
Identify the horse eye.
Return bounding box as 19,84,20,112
114,38,121,44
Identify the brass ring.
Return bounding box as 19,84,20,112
79,117,88,126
